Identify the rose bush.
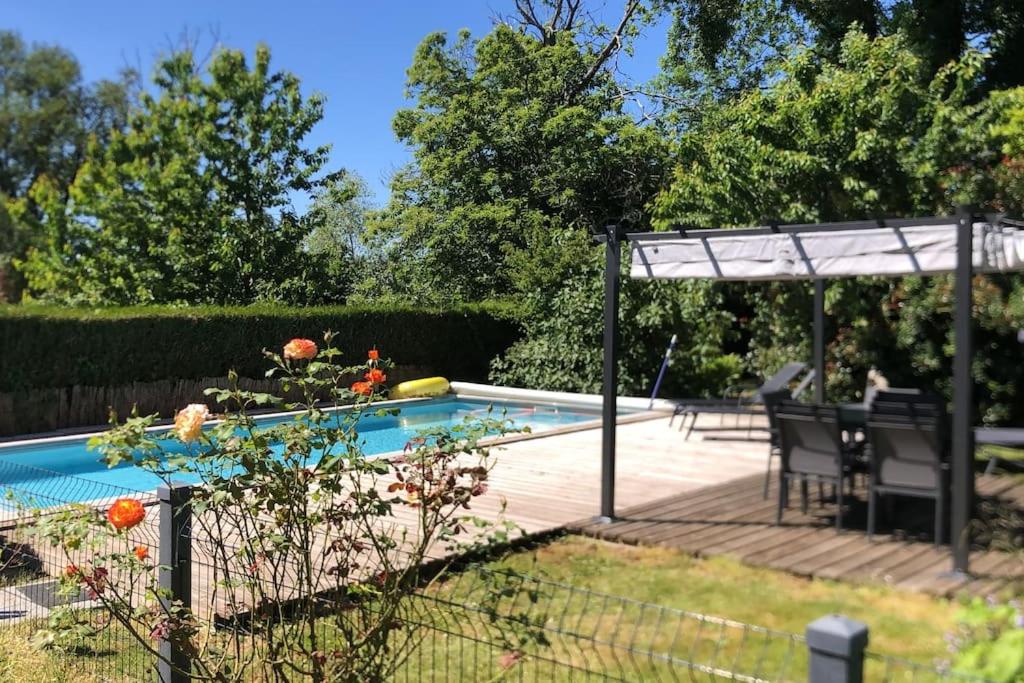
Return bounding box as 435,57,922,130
27,331,522,682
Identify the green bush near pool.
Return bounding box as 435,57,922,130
0,303,521,390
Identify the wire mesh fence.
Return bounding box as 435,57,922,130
395,566,808,682
0,461,159,681
0,469,1000,682
863,651,992,683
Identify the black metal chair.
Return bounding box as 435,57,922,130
761,388,792,499
865,392,949,545
774,401,857,531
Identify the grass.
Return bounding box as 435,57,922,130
0,625,139,683
0,535,963,682
486,535,956,660
394,534,960,681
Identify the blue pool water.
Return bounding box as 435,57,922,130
0,397,603,505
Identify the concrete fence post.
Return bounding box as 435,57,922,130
806,615,869,683
157,483,193,683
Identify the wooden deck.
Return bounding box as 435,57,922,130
570,468,1024,598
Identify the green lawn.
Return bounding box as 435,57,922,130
487,535,956,659
397,534,960,681
0,535,962,682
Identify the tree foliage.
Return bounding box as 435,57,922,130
17,45,331,305
0,30,135,301
370,4,669,304
651,31,1024,420
5,1,1024,420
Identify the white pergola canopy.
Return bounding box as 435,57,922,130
630,221,1024,280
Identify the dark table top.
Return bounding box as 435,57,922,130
833,406,1024,447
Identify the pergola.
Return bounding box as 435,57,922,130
596,208,1024,574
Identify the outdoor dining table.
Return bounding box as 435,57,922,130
832,408,1024,472
975,427,1024,473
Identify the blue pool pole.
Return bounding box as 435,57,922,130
649,334,678,408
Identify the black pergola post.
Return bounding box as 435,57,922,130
951,206,975,574
600,222,622,521
813,280,826,403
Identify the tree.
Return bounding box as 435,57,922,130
651,0,1024,133
369,1,669,304
0,30,135,301
302,172,373,302
649,0,809,131
17,45,331,305
652,30,1024,421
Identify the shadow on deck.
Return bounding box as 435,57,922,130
569,472,1024,598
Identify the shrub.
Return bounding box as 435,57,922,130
951,596,1024,682
0,303,520,391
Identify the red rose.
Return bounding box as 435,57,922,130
351,381,373,397
107,498,146,530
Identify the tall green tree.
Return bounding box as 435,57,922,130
18,45,331,305
652,31,1024,421
0,30,135,301
370,1,670,304
652,0,1024,132
303,171,374,302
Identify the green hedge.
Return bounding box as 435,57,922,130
0,303,521,391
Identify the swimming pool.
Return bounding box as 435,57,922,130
0,396,605,507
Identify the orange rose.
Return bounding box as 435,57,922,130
364,368,387,385
107,498,146,531
283,338,318,360
368,348,379,361
174,403,210,442
65,564,79,578
134,545,149,561
351,381,373,396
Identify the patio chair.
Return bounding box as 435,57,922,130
760,388,792,499
865,392,949,545
672,362,810,440
774,401,857,531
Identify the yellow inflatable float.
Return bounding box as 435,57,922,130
390,377,450,400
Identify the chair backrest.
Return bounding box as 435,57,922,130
774,401,845,477
757,362,808,401
867,392,947,490
863,385,921,409
761,388,792,447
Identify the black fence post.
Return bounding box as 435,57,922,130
157,483,193,683
806,615,868,683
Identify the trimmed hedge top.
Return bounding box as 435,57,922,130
0,303,521,391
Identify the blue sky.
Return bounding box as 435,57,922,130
7,1,671,208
